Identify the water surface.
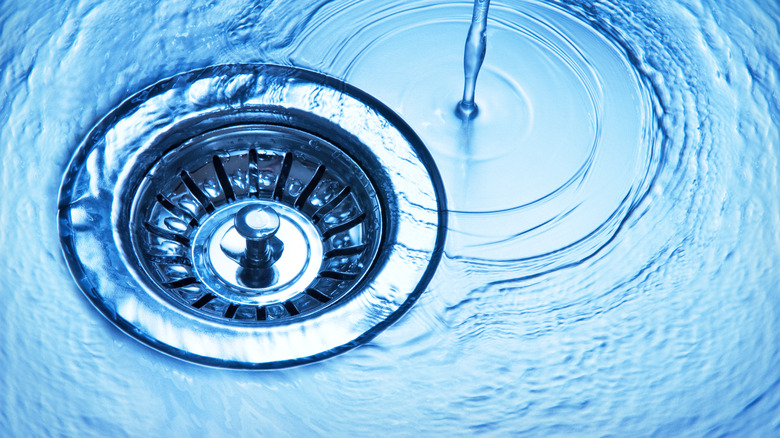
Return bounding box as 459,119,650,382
1,0,779,435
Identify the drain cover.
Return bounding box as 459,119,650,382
58,64,446,368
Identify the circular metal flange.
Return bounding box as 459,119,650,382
58,64,446,369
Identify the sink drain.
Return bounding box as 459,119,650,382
136,124,382,323
58,64,446,368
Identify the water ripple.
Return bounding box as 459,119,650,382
2,0,780,435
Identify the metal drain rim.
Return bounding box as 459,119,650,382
58,64,446,369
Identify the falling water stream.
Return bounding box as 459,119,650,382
2,0,780,435
457,0,491,120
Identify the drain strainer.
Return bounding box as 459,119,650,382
58,64,446,368
135,125,382,323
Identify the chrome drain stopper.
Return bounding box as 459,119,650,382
228,205,285,289
58,64,446,368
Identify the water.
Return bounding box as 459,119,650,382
2,0,780,435
457,0,491,120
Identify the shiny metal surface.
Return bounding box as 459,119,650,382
194,200,323,306
57,64,446,368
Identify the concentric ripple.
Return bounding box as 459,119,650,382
2,0,780,435
295,1,660,267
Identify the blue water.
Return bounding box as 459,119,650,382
2,0,780,435
457,0,491,120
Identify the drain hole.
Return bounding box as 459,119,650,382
321,212,366,240
323,245,368,258
272,152,293,201
312,186,351,224
156,194,199,227
305,288,331,303
192,293,216,309
294,164,326,210
212,155,236,203
162,277,199,289
320,270,358,281
144,221,191,247
224,303,239,319
180,170,216,214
